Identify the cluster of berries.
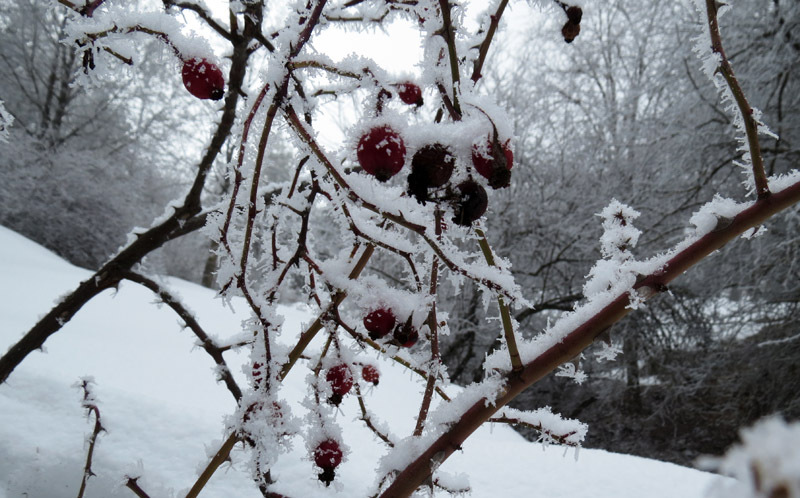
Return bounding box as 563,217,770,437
363,308,419,347
356,83,514,227
312,361,378,485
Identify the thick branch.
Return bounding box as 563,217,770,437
379,179,800,497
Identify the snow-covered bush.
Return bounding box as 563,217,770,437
1,0,799,495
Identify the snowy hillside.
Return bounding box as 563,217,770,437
0,226,723,497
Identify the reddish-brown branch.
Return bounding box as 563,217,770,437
703,0,770,198
470,0,510,83
379,179,800,497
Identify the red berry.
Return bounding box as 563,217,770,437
393,318,419,348
357,126,406,182
362,364,380,385
472,136,513,189
364,308,397,340
452,180,488,227
314,439,343,486
325,364,353,405
397,82,423,106
182,58,225,100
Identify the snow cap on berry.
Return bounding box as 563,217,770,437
356,125,407,182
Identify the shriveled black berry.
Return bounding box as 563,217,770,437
452,180,488,227
566,6,582,25
562,21,581,43
393,317,419,347
408,144,455,204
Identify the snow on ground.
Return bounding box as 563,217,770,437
0,225,724,497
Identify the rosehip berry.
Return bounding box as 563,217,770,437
566,6,582,24
397,82,424,106
182,58,225,100
364,308,397,340
472,137,513,189
562,21,581,43
408,144,455,204
362,364,380,385
326,364,354,406
393,318,419,348
357,126,407,182
452,180,488,227
314,439,343,486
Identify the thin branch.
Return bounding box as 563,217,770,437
470,0,510,83
475,227,522,372
703,0,770,198
162,0,233,41
124,477,151,498
354,381,395,447
77,379,105,498
185,433,240,498
121,272,243,402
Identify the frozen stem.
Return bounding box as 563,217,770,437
703,0,770,198
475,227,523,372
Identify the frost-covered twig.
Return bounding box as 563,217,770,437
470,0,511,83
489,407,587,447
475,227,522,372
76,378,105,498
700,0,770,198
122,272,243,402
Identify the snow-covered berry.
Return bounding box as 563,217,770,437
397,82,423,106
452,180,488,227
362,364,380,385
325,364,353,405
181,58,225,100
364,308,396,340
472,137,513,189
408,144,455,204
314,439,343,486
357,126,406,182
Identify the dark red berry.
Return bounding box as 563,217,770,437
357,126,406,182
408,144,455,204
562,21,581,43
314,439,343,486
566,6,582,24
472,137,513,189
452,180,488,227
393,318,419,348
182,58,225,100
326,364,353,405
364,308,397,340
362,364,380,385
397,82,423,106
